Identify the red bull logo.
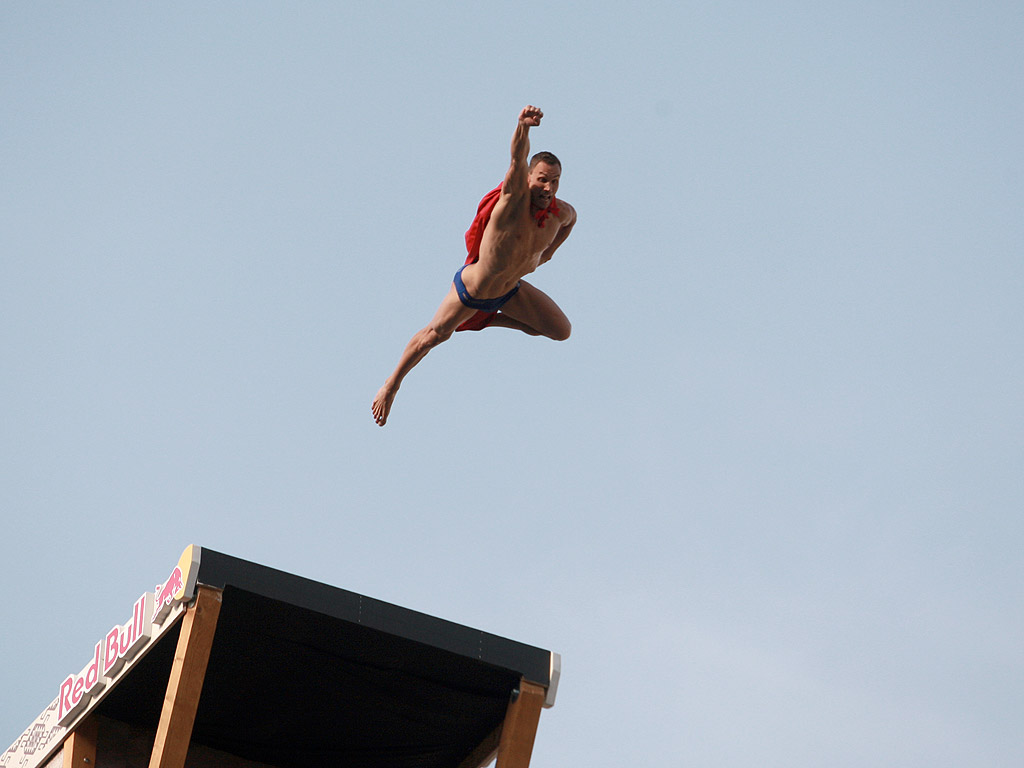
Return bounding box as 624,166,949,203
55,547,199,727
153,566,184,623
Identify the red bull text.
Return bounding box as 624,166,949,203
57,566,186,725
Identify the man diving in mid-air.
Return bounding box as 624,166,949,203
372,105,577,426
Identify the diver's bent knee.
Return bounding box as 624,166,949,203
551,320,571,341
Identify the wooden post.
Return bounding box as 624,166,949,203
62,714,97,768
457,723,502,768
148,585,222,768
494,680,546,768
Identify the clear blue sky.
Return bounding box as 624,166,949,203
3,2,1022,766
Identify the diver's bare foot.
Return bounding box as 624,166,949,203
372,383,397,426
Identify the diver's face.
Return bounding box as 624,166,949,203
528,162,560,209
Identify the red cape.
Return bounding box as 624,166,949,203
456,185,504,331
464,184,504,267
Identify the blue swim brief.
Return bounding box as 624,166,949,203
453,265,520,312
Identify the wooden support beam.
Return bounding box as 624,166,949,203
456,722,502,768
494,680,546,768
62,714,97,768
148,585,222,768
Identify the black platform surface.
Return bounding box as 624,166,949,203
95,547,558,768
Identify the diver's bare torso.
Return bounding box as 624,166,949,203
461,196,575,300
